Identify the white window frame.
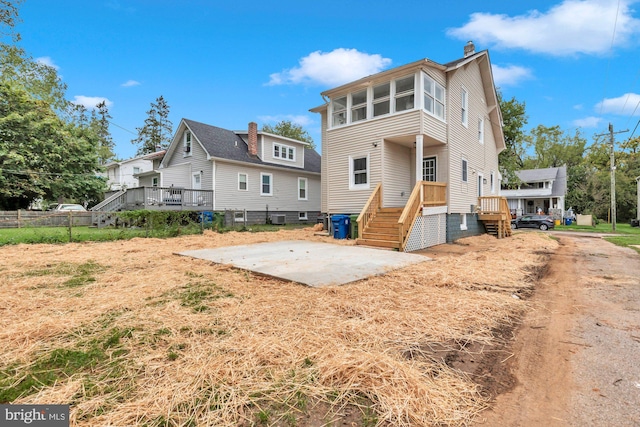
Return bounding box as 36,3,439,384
133,166,141,174
422,156,437,182
394,75,415,113
349,154,370,190
234,211,245,222
298,211,308,220
423,74,445,121
331,96,347,127
372,82,390,118
351,89,368,123
184,131,192,157
460,213,468,231
462,158,468,183
238,173,248,191
192,172,202,190
152,177,159,187
461,88,468,127
298,177,307,200
478,117,485,144
260,172,273,196
273,143,295,162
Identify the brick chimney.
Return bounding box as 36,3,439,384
248,122,258,156
463,40,475,57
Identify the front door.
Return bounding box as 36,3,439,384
422,157,436,181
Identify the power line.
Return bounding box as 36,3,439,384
0,168,104,177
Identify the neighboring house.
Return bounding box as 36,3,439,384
153,119,321,225
102,151,165,191
501,166,567,216
310,42,508,250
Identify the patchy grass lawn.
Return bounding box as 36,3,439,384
554,223,640,252
0,228,557,426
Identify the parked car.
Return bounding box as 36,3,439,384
511,215,555,231
50,203,87,211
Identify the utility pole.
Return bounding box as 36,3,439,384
596,124,628,231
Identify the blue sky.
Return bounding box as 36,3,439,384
14,0,640,159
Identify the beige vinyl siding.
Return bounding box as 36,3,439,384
409,145,449,184
261,136,305,169
325,110,421,213
320,112,329,213
382,142,411,207
446,60,500,213
214,161,320,212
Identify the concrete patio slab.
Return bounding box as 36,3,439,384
178,240,431,287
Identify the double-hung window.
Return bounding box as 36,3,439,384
260,173,272,196
394,75,415,112
351,89,367,122
478,118,484,143
373,82,390,117
238,173,248,191
461,88,468,127
184,131,192,156
424,75,445,120
350,155,369,189
298,177,307,200
332,96,347,126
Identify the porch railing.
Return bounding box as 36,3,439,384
477,196,509,215
356,183,382,239
398,181,446,251
126,187,214,210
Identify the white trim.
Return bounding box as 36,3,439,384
422,205,448,215
490,171,496,194
349,153,370,190
477,173,484,197
460,213,468,231
461,87,468,128
298,211,308,220
260,172,273,196
273,142,296,162
298,177,308,200
192,172,202,190
238,172,248,191
183,130,192,157
478,117,485,144
461,158,468,183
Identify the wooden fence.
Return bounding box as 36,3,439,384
0,211,93,229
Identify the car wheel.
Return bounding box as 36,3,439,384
539,224,548,231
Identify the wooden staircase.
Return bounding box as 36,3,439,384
478,196,512,239
356,207,403,249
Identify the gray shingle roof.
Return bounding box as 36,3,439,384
516,166,567,197
183,119,321,174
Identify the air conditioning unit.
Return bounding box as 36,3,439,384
184,146,191,153
270,214,286,225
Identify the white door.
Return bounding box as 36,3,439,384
192,173,202,190
478,174,483,197
422,157,437,182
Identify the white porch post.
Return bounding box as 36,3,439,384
415,135,423,184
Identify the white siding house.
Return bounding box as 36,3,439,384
311,42,506,249
502,166,567,216
158,119,321,225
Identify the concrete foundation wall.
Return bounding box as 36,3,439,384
222,210,321,227
446,213,486,243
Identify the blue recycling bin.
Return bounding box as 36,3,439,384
199,211,214,223
564,218,572,226
331,214,350,239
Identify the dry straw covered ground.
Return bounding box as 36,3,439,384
0,228,558,426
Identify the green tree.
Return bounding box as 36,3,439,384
0,81,105,209
1,0,22,41
91,100,115,164
131,95,173,155
497,91,528,188
262,120,315,150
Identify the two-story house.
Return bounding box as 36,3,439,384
501,166,567,217
310,42,507,251
102,151,164,191
150,119,321,225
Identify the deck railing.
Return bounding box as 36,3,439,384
398,181,446,251
125,187,214,210
477,196,509,215
356,183,382,239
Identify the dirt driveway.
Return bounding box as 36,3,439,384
475,233,640,426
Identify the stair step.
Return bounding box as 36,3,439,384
356,238,400,249
362,231,398,240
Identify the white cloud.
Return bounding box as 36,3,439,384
573,104,584,110
572,116,603,128
72,96,113,109
36,56,60,70
596,93,640,115
447,0,640,56
268,48,392,86
121,80,140,87
258,114,314,127
491,64,533,87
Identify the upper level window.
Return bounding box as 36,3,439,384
332,96,347,126
461,88,468,127
424,75,445,120
478,118,484,143
351,89,367,122
273,143,295,161
394,75,415,112
133,167,141,174
184,131,192,156
373,83,390,117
